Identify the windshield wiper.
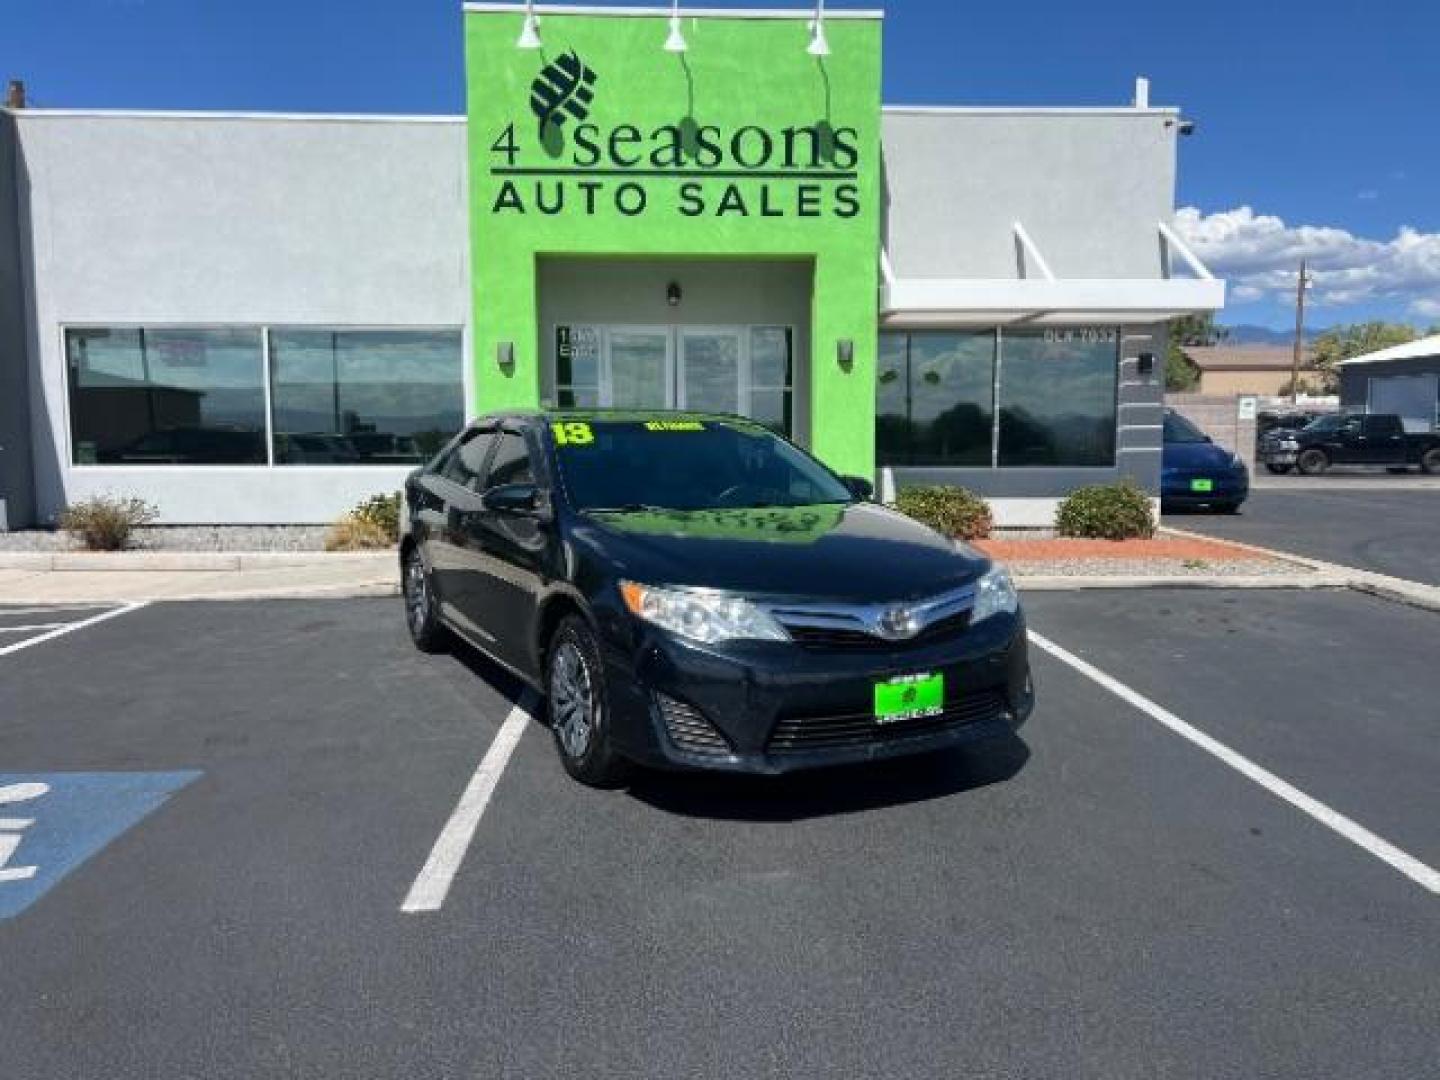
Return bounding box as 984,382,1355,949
584,503,673,514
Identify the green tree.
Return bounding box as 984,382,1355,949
1164,313,1226,391
1311,322,1419,392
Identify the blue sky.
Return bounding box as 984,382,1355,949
5,0,1438,330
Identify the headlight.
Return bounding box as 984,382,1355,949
971,565,1019,624
619,581,789,644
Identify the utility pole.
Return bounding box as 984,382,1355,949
1290,259,1311,405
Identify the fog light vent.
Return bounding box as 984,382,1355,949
656,694,731,756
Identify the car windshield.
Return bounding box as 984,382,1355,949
1304,415,1343,433
549,417,855,512
1163,413,1209,444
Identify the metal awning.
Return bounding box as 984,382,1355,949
880,221,1226,327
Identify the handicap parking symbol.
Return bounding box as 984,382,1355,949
0,772,200,920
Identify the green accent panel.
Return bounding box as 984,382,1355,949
464,10,883,476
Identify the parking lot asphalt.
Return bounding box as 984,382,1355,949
1167,487,1440,586
1,594,1437,1079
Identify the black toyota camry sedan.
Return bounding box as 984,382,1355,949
399,411,1033,786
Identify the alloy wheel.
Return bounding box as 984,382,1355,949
405,555,429,634
550,641,595,759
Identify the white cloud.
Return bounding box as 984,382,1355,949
1174,206,1440,320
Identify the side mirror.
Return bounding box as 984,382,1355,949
841,474,874,501
481,482,552,522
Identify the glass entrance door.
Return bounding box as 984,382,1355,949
606,327,671,409
552,324,793,435
677,327,743,415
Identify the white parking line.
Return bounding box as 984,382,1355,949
401,692,536,914
0,625,68,634
1029,631,1440,896
0,602,149,658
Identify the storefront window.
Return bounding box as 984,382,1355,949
875,331,995,465
270,330,464,465
997,329,1118,467
877,328,1118,468
66,328,266,465
876,333,910,461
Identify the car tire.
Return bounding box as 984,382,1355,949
1264,463,1294,475
1217,502,1242,514
1296,448,1330,476
545,615,627,788
402,547,448,654
1421,447,1440,475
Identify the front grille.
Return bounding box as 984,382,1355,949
767,690,1008,754
784,610,972,651
656,694,731,756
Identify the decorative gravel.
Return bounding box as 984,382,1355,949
1008,557,1310,578
0,526,330,553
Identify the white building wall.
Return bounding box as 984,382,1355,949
15,112,470,524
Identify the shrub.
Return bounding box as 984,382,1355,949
892,486,993,541
59,495,159,551
324,516,393,552
351,492,402,544
1055,480,1156,540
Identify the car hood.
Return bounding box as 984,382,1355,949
1164,441,1237,471
572,503,987,602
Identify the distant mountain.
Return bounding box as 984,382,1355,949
1218,324,1326,346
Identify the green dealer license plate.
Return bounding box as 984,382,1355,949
1190,478,1214,493
874,672,945,723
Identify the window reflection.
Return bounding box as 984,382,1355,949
910,333,995,466
875,331,995,465
67,328,266,465
270,330,464,465
997,330,1118,467
877,328,1119,468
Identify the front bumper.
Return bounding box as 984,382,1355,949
1257,446,1299,466
598,613,1032,774
1161,469,1250,506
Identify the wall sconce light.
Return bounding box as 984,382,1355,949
837,338,854,371
1137,352,1156,376
666,281,682,307
497,341,515,372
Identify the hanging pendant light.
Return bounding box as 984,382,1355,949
807,0,830,56
516,0,542,49
664,0,687,52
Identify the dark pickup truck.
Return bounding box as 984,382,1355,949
1258,413,1440,475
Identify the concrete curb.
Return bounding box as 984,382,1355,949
0,550,395,572
1017,573,1349,591
1138,526,1440,614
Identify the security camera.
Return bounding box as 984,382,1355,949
1178,119,1196,136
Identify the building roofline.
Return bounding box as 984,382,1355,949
883,104,1182,117
5,105,1183,123
3,108,466,124
464,3,883,17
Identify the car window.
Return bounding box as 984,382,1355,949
1363,415,1401,437
438,429,493,490
1304,415,1341,433
486,431,535,488
550,418,853,512
1163,412,1208,444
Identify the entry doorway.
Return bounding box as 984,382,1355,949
551,324,795,436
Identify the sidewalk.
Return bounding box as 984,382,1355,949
0,552,398,603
